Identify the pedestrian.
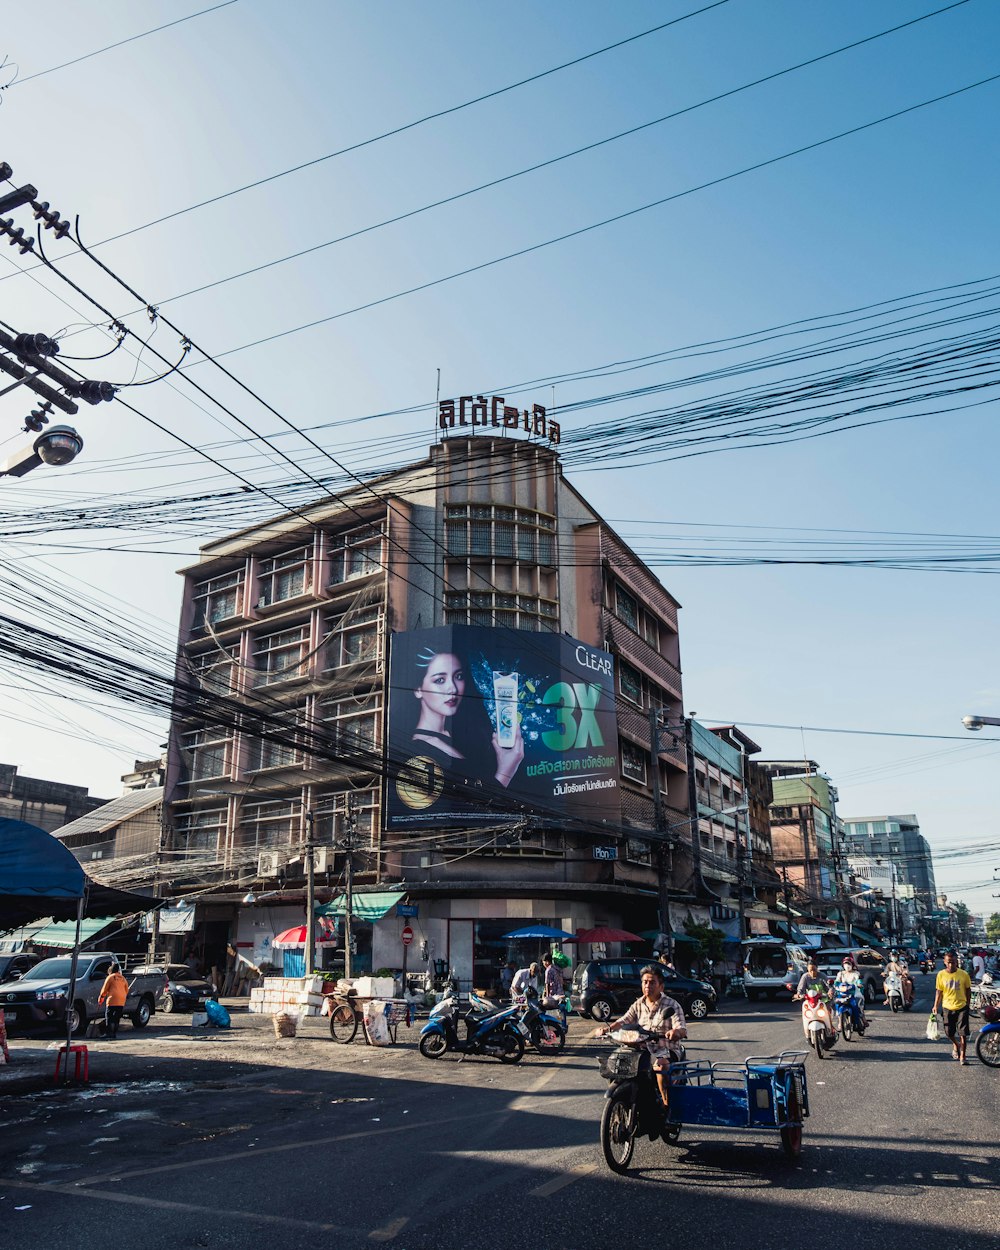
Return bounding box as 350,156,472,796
658,950,676,973
541,953,562,1005
932,949,972,1065
97,963,129,1040
511,962,539,998
972,949,987,981
499,961,515,999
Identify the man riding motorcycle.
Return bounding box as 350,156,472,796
603,964,687,1109
883,950,913,1007
832,955,869,1032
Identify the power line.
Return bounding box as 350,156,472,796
7,1,243,86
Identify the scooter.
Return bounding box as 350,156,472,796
418,992,526,1063
885,970,904,1013
832,980,865,1041
514,988,567,1053
975,1003,1000,1067
597,1024,687,1173
798,989,838,1058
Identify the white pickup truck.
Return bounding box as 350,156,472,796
0,951,167,1034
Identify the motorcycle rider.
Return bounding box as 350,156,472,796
603,964,687,1109
793,959,835,1037
883,950,913,1007
832,955,869,1032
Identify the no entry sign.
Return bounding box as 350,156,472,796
401,925,414,946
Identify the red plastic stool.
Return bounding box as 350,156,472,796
54,1043,89,1083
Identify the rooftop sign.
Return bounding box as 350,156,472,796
438,395,561,446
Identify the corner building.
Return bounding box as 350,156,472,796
165,433,690,988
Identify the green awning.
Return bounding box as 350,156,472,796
27,917,114,949
849,928,886,948
670,933,700,945
315,890,404,923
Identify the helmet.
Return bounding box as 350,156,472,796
841,956,856,968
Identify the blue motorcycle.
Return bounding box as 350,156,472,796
832,980,866,1041
419,991,526,1063
976,1004,1000,1067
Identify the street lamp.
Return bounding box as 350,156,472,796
0,425,84,477
963,714,1000,731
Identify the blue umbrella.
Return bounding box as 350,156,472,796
502,925,575,940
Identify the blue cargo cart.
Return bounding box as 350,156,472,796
664,1049,809,1157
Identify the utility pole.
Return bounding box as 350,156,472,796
344,796,357,979
305,811,316,976
782,864,791,940
649,707,673,961
735,810,747,942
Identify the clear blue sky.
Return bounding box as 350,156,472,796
1,1,998,915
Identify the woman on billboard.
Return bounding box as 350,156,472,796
411,645,524,788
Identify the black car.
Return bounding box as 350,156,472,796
0,952,41,984
132,963,215,1013
570,957,717,1022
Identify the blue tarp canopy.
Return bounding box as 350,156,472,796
0,817,156,930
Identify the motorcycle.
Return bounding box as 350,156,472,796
598,1024,686,1173
831,980,865,1041
885,970,904,1013
798,989,837,1058
513,988,567,1053
975,1003,1000,1067
418,992,526,1063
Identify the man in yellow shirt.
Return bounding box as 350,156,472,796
97,964,129,1040
932,950,972,1064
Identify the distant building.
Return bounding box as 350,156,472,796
759,761,842,914
840,814,936,927
0,763,108,834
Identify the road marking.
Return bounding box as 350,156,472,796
530,1161,597,1197
1,1179,340,1230
66,1111,488,1188
369,1216,409,1241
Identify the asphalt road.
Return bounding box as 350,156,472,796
2,977,997,1250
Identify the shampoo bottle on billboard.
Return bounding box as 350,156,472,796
493,671,519,747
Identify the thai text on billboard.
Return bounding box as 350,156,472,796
384,625,619,830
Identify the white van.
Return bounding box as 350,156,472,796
741,938,810,1000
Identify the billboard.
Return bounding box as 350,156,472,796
384,625,620,830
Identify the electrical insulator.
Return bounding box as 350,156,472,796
0,217,34,253
24,401,53,433
14,332,59,358
72,379,116,405
31,200,71,239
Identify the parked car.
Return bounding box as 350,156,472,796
0,953,166,1035
741,939,811,1000
570,957,717,1022
0,952,42,984
814,947,886,1003
138,963,215,1013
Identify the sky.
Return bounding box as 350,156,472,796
1,0,998,917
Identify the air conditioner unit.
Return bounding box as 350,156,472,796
312,847,330,873
258,850,281,877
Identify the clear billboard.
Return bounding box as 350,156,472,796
384,625,620,830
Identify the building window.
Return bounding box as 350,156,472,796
237,798,301,850
254,624,309,686
187,645,239,695
325,605,382,670
192,570,243,630
181,727,233,781
330,525,384,584
248,709,305,771
618,660,642,707
626,838,651,865
315,694,381,756
257,545,312,606
445,591,558,632
620,738,647,784
445,504,556,566
175,807,227,855
615,584,639,631
91,850,104,860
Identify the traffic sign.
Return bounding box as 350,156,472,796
401,925,414,946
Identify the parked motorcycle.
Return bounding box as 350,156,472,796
885,970,904,1014
514,988,567,1053
418,992,526,1063
975,1003,1000,1067
832,980,865,1041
